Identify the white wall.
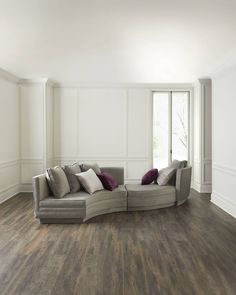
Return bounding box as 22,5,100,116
0,69,194,199
0,70,20,202
53,84,194,183
211,62,236,218
20,82,44,190
53,86,153,183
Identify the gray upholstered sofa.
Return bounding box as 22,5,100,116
33,166,192,224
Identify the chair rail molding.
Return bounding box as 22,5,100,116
212,162,236,177
0,159,19,169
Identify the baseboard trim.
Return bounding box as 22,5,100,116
0,184,20,204
192,182,212,193
19,184,33,192
211,191,236,218
0,183,33,204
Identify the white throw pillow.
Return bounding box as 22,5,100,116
156,167,176,186
76,168,104,194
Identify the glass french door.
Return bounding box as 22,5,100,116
153,91,190,169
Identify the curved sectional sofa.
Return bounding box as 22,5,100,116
33,166,192,224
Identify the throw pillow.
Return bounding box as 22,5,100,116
168,160,187,185
156,167,176,186
80,163,101,174
64,162,82,193
170,159,187,169
97,172,119,191
141,169,158,185
46,166,70,198
76,168,104,194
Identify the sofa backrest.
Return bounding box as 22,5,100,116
175,166,192,205
100,167,124,185
32,173,51,212
32,167,125,207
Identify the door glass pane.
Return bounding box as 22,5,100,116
172,92,188,162
153,93,169,169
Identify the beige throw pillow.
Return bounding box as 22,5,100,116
156,167,177,186
76,168,104,194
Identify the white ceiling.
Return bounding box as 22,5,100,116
1,0,236,83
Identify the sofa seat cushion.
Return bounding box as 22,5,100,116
87,185,127,203
39,191,89,209
126,184,176,210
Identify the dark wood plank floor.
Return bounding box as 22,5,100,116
0,190,236,295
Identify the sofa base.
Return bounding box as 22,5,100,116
84,206,127,222
176,198,188,206
128,202,175,211
39,218,83,224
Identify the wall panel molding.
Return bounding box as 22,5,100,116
0,159,19,169
54,156,149,161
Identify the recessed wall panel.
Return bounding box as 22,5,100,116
20,85,44,159
78,89,127,157
54,88,77,157
127,89,150,157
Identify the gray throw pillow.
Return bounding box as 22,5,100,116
64,162,82,193
76,169,104,194
170,159,187,169
156,167,177,186
80,163,101,174
168,160,187,185
46,166,70,198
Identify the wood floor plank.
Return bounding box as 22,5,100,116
0,191,236,295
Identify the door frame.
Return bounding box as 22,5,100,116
152,90,191,167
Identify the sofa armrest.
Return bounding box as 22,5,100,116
175,166,192,205
32,174,51,214
100,167,124,185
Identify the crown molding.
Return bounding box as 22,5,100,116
0,68,19,83
18,78,49,85
18,78,56,86
198,78,212,84
193,78,212,87
46,79,56,87
53,82,193,89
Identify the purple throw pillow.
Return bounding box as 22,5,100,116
141,169,158,185
97,172,119,191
